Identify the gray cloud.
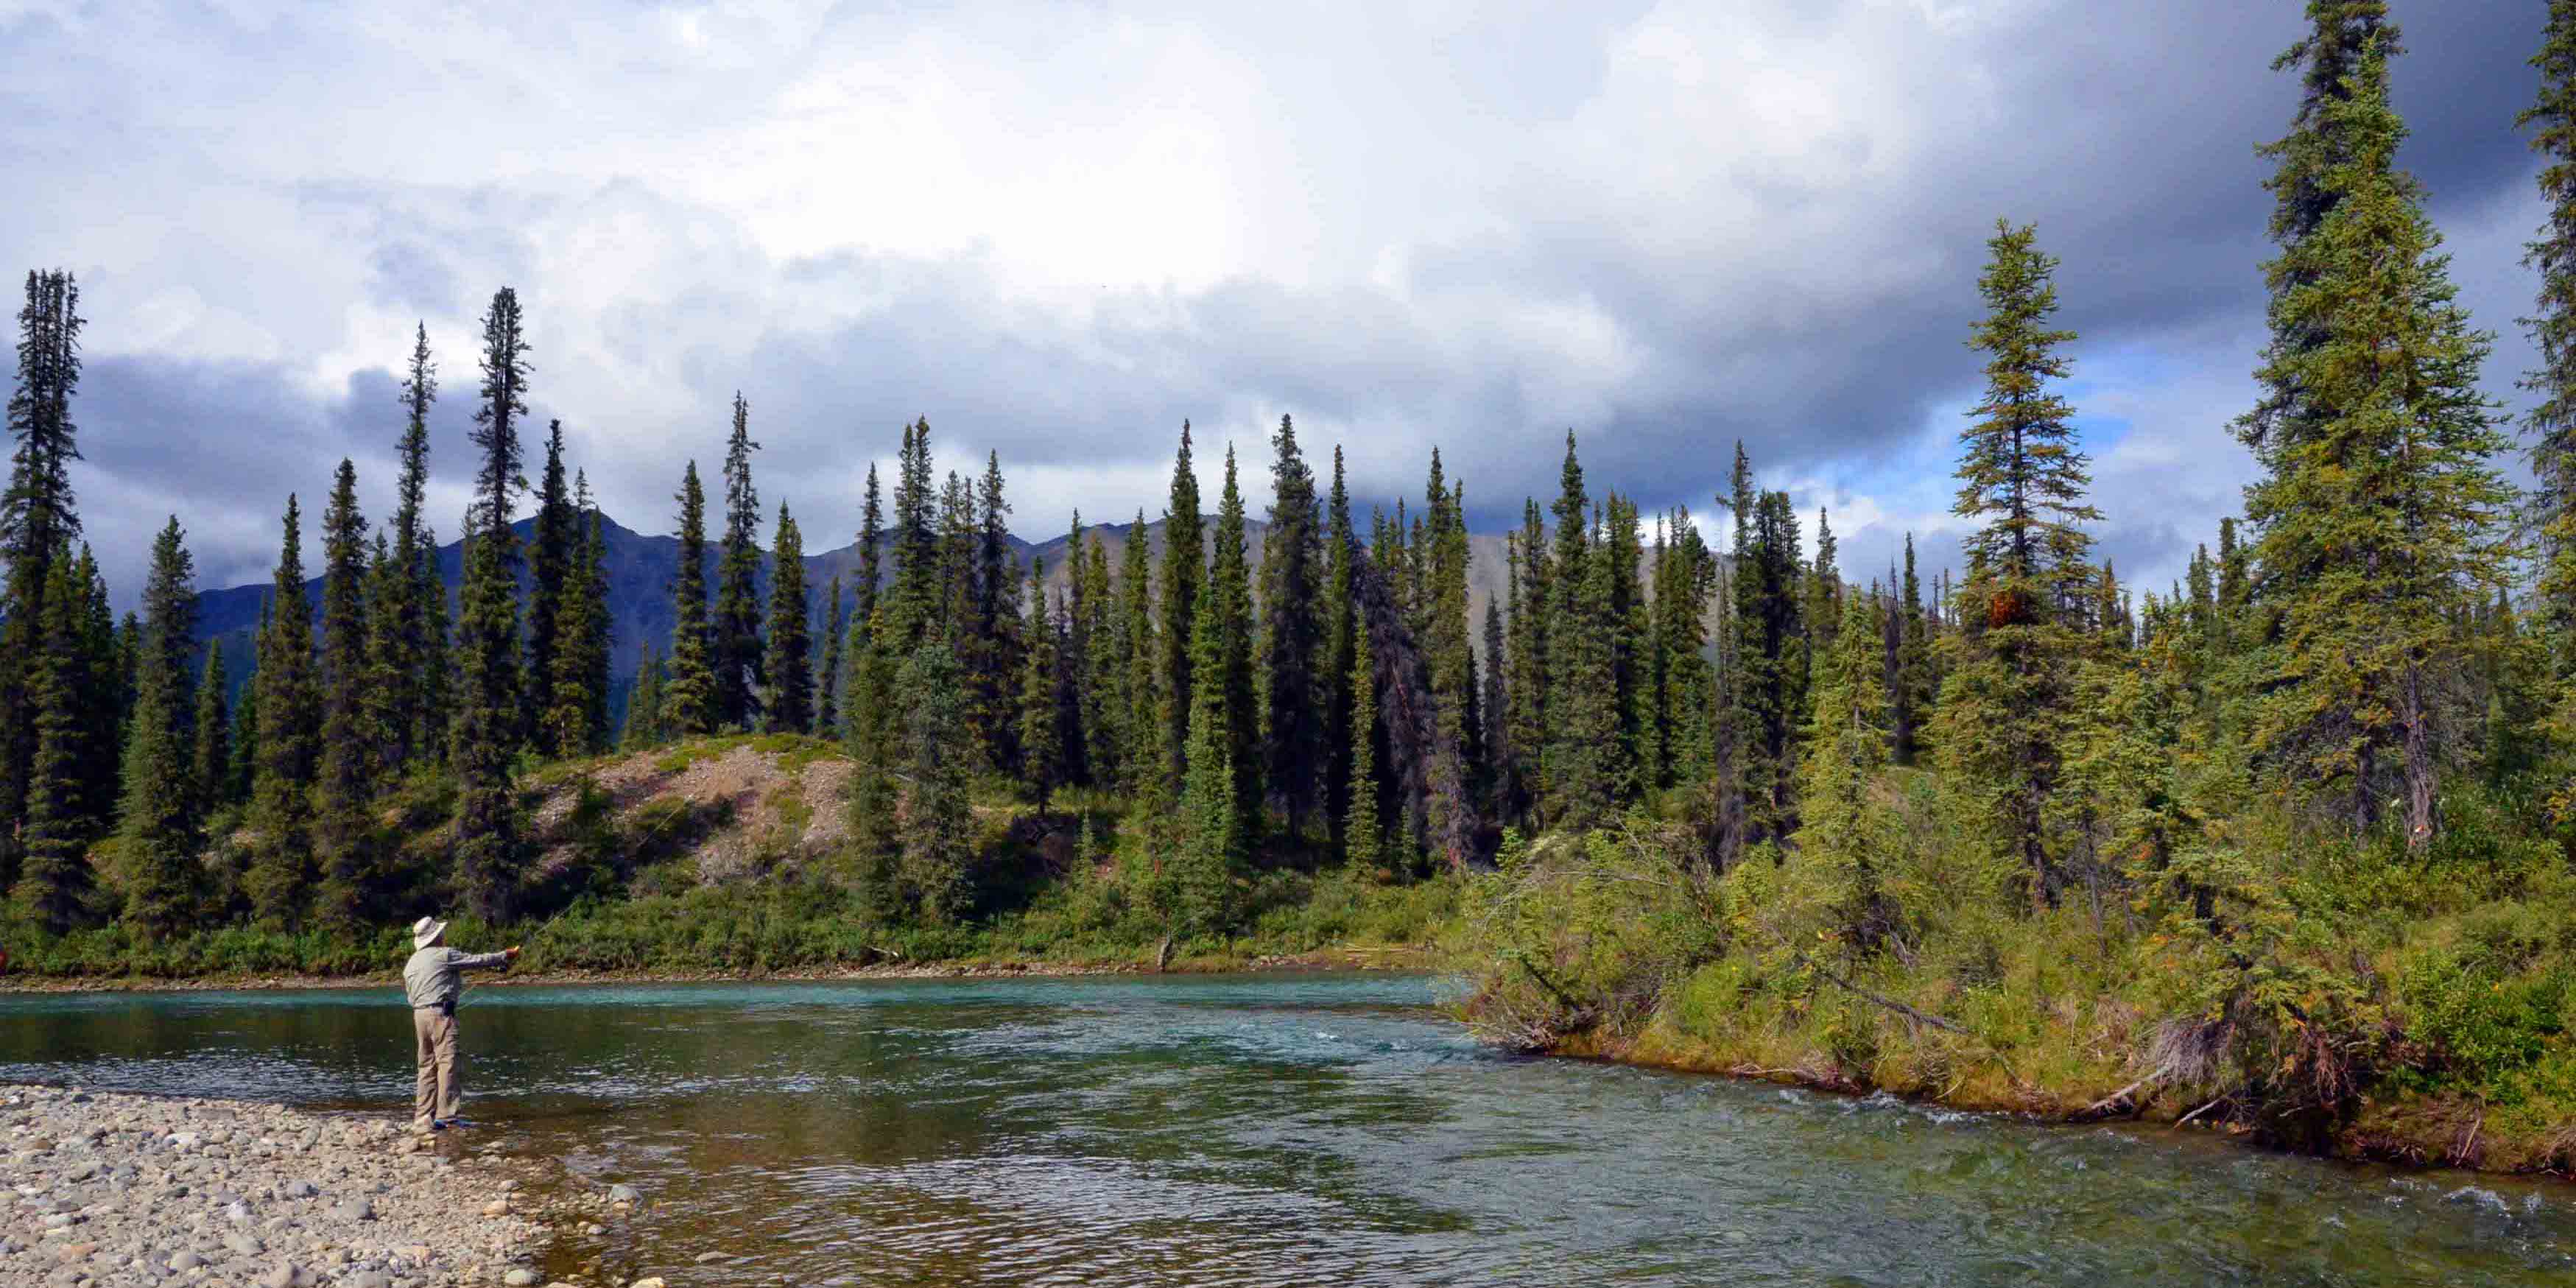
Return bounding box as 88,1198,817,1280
0,0,2556,608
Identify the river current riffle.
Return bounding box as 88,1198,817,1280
2,974,2569,1287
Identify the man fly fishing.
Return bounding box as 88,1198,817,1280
402,915,518,1133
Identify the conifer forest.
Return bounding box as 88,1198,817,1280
14,1,2576,1172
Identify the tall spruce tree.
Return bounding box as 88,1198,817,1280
1055,517,1094,789
1552,502,1622,831
1647,515,1675,789
664,462,717,738
14,557,95,931
1893,534,1934,764
1080,529,1123,790
884,420,940,653
1121,510,1161,798
1345,605,1383,869
1208,445,1262,840
764,502,812,734
1542,434,1599,826
1424,462,1477,864
449,286,533,923
314,461,376,932
1323,449,1361,836
1481,597,1510,812
1158,423,1204,789
1940,221,2100,910
366,323,440,773
856,464,884,624
1174,575,1247,933
714,394,766,731
855,460,884,636
413,526,453,763
244,496,320,930
2523,0,2576,678
817,574,845,736
113,611,137,770
1795,591,1901,951
968,452,1022,773
544,479,612,758
524,419,574,736
116,518,199,940
74,554,116,834
895,641,974,924
1,269,84,887
935,471,978,666
1020,561,1063,814
1599,492,1644,807
228,603,263,811
2237,43,2510,845
1732,476,1807,849
2241,1,2404,461
1650,507,1717,795
192,641,230,817
1806,509,1841,657
1504,500,1551,827
1259,415,1327,837
622,645,666,751
839,461,884,745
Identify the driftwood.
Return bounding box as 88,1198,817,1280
2177,1095,2228,1127
2083,1077,2160,1117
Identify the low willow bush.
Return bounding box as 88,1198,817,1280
1460,779,2576,1170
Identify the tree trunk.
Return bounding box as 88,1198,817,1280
2351,742,2377,837
2401,659,2437,851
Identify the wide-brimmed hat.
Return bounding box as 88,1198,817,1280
411,916,447,949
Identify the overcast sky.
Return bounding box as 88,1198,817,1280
0,0,2553,605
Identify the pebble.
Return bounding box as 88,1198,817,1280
0,1085,548,1288
630,1279,669,1288
504,1270,540,1286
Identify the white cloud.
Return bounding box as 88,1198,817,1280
0,0,2550,608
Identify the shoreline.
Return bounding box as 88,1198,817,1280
2,1083,575,1288
1546,1024,2576,1187
0,946,1443,995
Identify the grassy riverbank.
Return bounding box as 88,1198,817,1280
1459,783,2576,1180
0,866,1463,985
0,733,1465,985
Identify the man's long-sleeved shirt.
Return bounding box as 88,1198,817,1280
402,946,509,1011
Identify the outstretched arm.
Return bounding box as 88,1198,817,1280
453,946,521,971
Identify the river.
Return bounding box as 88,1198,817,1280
1,973,2569,1286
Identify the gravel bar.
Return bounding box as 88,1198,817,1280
2,1084,569,1288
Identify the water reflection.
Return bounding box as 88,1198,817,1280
2,975,2569,1287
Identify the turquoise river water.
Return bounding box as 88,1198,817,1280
1,973,2571,1286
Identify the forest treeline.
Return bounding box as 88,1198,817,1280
4,0,2576,1166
